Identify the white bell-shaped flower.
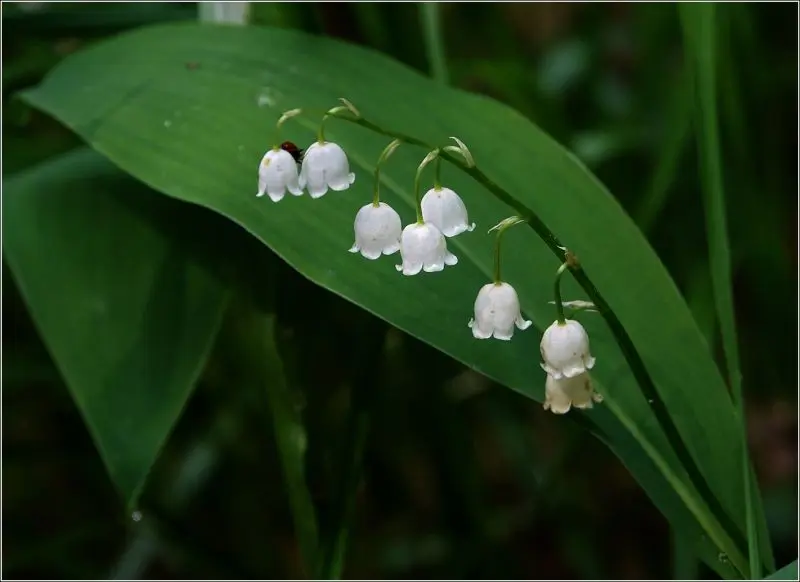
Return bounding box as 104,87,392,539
395,222,457,276
468,282,532,340
256,148,303,202
299,141,355,198
348,202,402,260
543,372,603,415
420,186,476,237
540,319,596,379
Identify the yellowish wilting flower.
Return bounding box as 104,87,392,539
543,372,603,414
468,282,532,340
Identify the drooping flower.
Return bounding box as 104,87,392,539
349,202,402,260
256,148,303,202
420,186,475,237
396,222,457,276
543,372,603,414
299,141,355,198
468,282,532,340
539,319,596,379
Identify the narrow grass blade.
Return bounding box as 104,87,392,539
679,4,762,578
318,319,387,579
233,302,319,577
420,2,449,85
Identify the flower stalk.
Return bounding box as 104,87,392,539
414,149,440,223
488,216,526,284
372,139,402,206
553,262,570,324
433,155,442,189
275,108,302,146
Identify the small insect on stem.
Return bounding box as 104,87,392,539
280,141,305,165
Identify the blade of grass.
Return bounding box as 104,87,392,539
317,318,388,580
352,3,391,53
635,79,691,234
231,295,320,577
253,310,319,577
419,2,449,85
678,4,761,578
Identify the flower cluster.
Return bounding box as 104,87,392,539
256,102,603,415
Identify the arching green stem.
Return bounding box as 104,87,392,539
489,216,526,284
372,139,402,206
554,262,569,324
414,149,439,223
274,108,302,150
433,155,442,189
317,105,349,144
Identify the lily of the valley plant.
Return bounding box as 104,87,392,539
256,100,602,415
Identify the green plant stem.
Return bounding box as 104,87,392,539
372,139,402,206
318,407,370,580
490,216,526,284
318,320,386,579
317,106,348,144
329,111,755,577
492,233,502,284
553,262,569,324
317,117,327,144
413,150,438,223
433,155,442,188
419,2,449,85
679,4,760,578
237,304,319,577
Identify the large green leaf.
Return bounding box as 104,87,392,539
765,560,798,581
20,22,772,576
3,148,229,505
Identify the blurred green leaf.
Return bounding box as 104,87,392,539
0,2,194,32
22,22,771,576
765,560,798,581
3,148,229,506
